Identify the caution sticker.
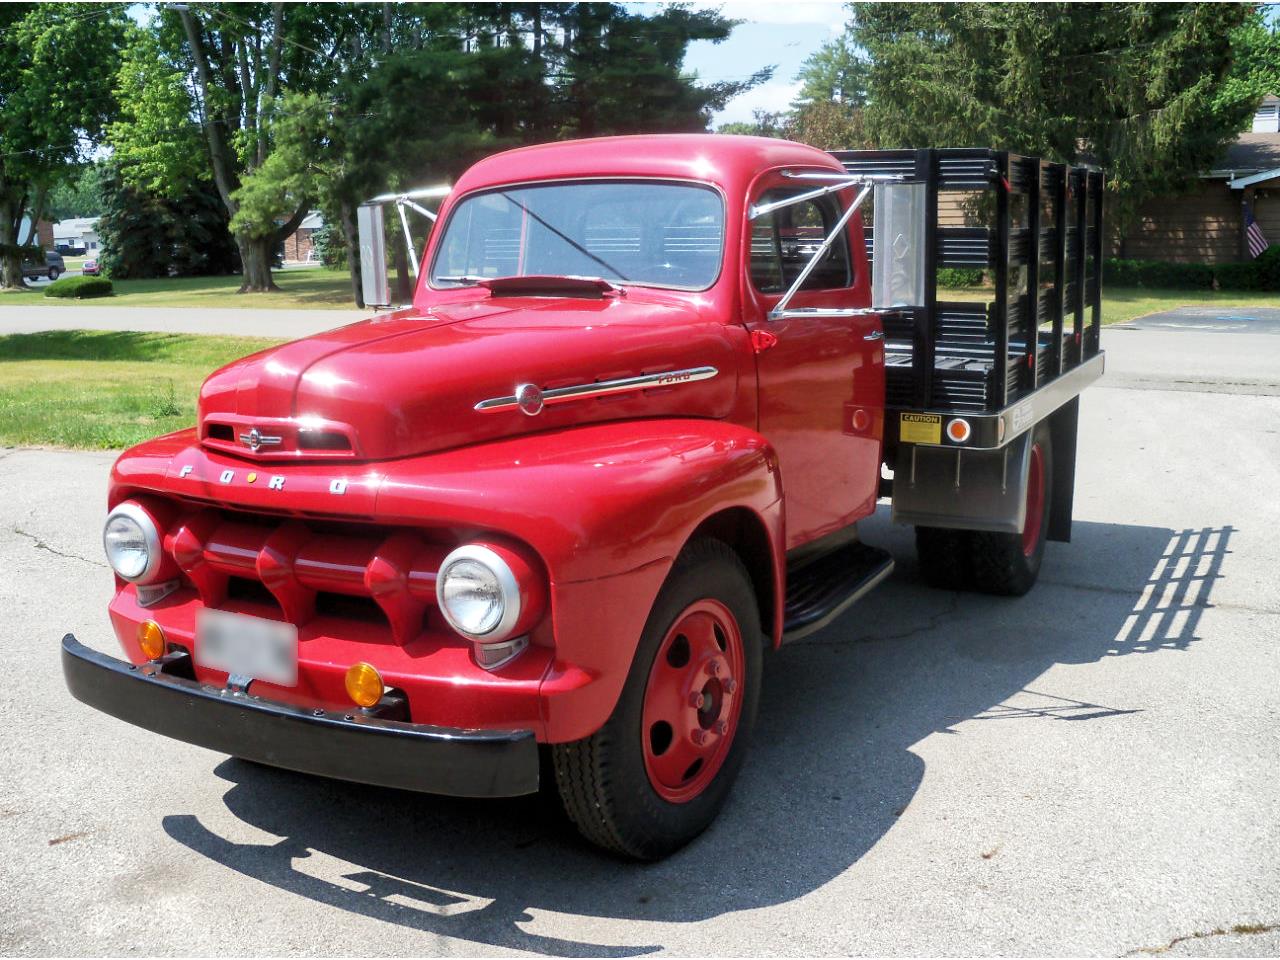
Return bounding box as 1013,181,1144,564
900,412,942,445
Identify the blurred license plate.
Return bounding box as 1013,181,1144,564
196,609,298,687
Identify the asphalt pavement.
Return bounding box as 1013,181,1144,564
0,303,364,339
0,312,1278,955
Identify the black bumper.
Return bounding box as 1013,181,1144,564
61,634,539,798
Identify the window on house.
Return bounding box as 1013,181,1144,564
749,190,852,294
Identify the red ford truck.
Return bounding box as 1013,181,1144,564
63,135,1105,860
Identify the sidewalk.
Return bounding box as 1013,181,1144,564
0,304,368,339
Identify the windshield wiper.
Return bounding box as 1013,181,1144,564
434,274,487,286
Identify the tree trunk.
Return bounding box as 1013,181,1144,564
392,241,412,304
339,201,364,308
0,198,28,290
236,233,279,293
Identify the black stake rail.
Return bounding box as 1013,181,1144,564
831,148,1104,440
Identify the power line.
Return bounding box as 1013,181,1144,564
196,3,326,59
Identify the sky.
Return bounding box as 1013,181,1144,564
666,1,851,126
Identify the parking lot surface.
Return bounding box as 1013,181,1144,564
0,314,1277,956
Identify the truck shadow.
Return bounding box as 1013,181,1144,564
161,514,1232,956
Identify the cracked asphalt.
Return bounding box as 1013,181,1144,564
1,310,1278,956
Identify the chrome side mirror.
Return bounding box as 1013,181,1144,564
871,183,926,310
357,202,390,309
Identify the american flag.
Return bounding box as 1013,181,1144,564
1246,202,1270,259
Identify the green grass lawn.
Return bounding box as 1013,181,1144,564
937,285,1279,324
0,330,283,449
0,266,356,310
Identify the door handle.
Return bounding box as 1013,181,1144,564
863,330,885,341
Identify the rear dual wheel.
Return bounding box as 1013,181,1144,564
552,539,762,860
915,423,1053,596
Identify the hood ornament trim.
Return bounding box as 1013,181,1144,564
475,366,719,414
239,428,283,451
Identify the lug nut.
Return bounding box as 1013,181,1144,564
723,678,738,694
715,720,728,735
707,661,719,677
690,692,705,709
690,729,706,746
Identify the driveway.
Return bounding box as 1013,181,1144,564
0,318,1277,955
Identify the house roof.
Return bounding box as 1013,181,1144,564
1218,133,1280,172
298,211,324,231
51,217,100,237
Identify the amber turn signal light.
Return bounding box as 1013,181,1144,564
137,619,166,660
345,662,385,708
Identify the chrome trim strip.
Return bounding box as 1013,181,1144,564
475,366,719,412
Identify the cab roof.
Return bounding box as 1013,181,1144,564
450,134,845,198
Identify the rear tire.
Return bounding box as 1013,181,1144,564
968,423,1053,596
48,268,60,281
552,538,762,860
914,526,973,590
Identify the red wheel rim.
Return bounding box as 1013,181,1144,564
1022,442,1045,557
641,599,745,804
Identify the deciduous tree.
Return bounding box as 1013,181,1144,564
0,3,126,288
110,4,348,291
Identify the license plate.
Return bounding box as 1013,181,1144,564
196,609,298,687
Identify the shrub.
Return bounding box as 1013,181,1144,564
43,276,114,299
1104,258,1214,289
1251,245,1280,291
1212,261,1263,291
937,267,984,287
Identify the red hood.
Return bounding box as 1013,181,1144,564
197,295,743,462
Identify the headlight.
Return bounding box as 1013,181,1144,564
103,501,162,583
436,542,544,642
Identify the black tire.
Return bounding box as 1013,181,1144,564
48,268,60,281
968,423,1053,596
914,525,973,590
552,538,763,860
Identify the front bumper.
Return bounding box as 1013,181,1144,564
61,635,540,798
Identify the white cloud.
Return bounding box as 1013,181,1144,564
715,79,804,126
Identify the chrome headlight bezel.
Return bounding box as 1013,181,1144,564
436,543,523,641
103,501,163,584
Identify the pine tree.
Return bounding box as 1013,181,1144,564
849,2,1259,228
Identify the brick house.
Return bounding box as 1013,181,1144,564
282,211,324,263
1118,96,1280,263
18,216,55,251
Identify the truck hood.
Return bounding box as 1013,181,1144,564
197,296,742,463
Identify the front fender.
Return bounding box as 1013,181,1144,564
376,419,785,741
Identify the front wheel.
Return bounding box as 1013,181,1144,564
48,267,60,281
552,538,762,860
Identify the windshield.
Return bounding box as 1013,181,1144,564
430,180,724,291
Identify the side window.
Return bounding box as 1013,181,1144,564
749,190,852,294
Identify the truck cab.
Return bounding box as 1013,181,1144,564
64,135,1104,859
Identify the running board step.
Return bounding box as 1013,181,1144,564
782,542,894,642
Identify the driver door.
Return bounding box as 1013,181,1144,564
743,178,885,550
